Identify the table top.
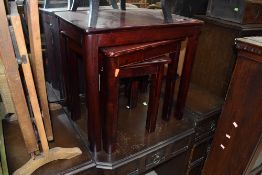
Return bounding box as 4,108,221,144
55,8,203,33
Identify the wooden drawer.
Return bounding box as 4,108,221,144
145,135,191,170
153,151,190,175
100,131,193,175
116,161,141,175
194,114,219,141
187,160,204,175
145,148,166,170
190,136,212,163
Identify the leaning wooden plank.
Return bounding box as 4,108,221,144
10,3,49,153
25,0,53,140
0,59,16,116
0,0,38,153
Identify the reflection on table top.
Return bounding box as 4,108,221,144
55,8,203,33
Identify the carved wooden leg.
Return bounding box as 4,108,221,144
162,44,181,121
104,60,119,153
146,65,164,133
175,36,199,119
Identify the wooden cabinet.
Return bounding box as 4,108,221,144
191,16,262,98
203,37,262,175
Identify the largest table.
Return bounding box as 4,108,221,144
55,8,203,152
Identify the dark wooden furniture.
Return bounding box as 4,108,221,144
203,37,262,175
133,80,223,175
40,7,90,102
207,0,262,24
173,0,209,17
184,83,223,175
55,9,203,152
191,15,262,98
101,43,173,153
5,78,223,174
41,8,69,102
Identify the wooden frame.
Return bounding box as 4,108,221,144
0,0,39,154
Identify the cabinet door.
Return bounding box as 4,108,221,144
202,52,262,174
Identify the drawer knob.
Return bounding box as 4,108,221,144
153,154,161,164
210,121,216,130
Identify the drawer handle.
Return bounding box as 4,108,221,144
153,154,161,164
127,168,139,175
210,121,216,130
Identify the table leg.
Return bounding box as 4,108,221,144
68,50,81,121
103,60,119,153
127,78,139,109
146,65,164,133
83,35,101,152
162,43,181,121
175,35,199,119
65,39,73,112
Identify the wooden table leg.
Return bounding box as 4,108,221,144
162,43,181,121
63,39,74,112
146,65,164,133
127,78,139,109
83,35,101,152
175,35,199,119
68,50,81,121
103,60,119,153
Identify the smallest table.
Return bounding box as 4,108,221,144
55,8,203,152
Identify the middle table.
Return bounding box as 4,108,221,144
55,8,203,152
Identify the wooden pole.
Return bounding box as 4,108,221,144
25,0,53,141
10,4,49,153
0,0,38,154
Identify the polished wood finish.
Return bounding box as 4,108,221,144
0,0,38,154
203,37,262,175
93,78,223,173
191,15,262,98
56,9,203,152
101,44,170,152
41,9,65,100
5,74,223,174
